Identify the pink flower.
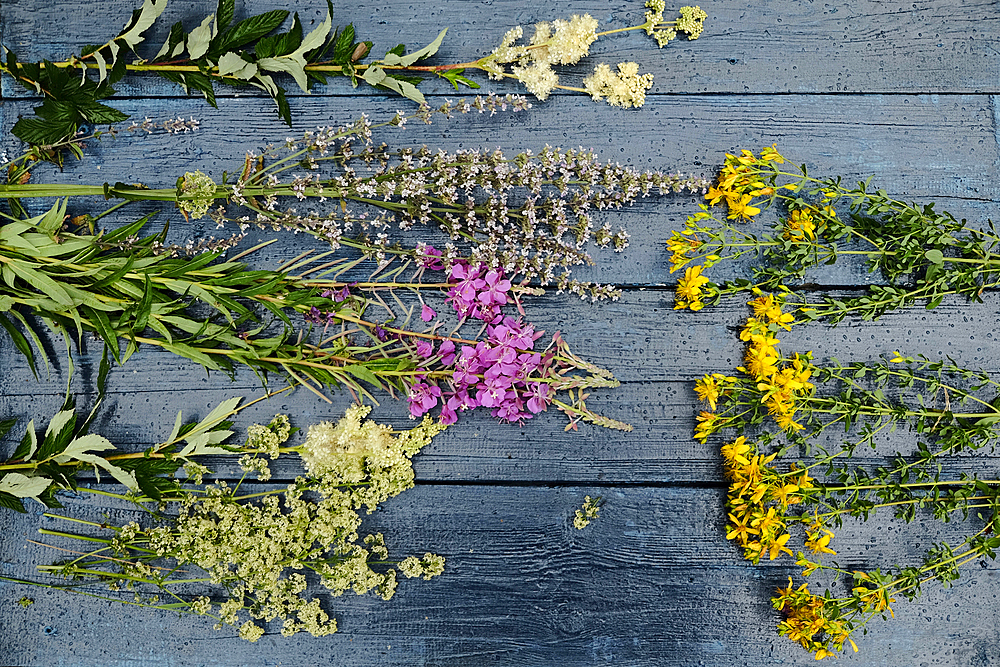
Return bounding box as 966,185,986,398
420,304,437,322
416,339,434,358
439,340,456,366
407,382,442,418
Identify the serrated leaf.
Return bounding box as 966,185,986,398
213,9,288,55
298,8,332,55
191,397,242,435
117,0,168,52
166,409,184,445
361,65,386,86
217,52,258,79
382,29,446,67
11,421,37,461
257,55,308,92
0,472,53,499
187,14,218,60
93,50,108,83
154,21,187,60
332,24,357,61
179,71,218,107
0,492,27,513
39,409,76,460
78,101,130,124
53,433,116,465
73,453,139,491
376,74,425,104
0,417,18,441
216,0,235,31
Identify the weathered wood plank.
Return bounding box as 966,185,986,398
1,485,997,666
3,0,999,99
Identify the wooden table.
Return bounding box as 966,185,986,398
1,0,999,664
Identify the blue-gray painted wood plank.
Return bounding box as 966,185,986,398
2,0,1000,665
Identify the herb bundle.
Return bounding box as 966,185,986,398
2,404,447,642
669,146,1000,322
692,289,1000,659
1,0,707,156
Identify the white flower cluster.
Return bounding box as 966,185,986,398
105,409,448,641
486,14,599,101
583,62,655,109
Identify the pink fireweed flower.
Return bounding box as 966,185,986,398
407,382,442,418
420,304,437,322
415,243,445,271
524,381,552,413
477,269,511,307
415,339,434,359
439,340,457,366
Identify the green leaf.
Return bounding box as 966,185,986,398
179,71,218,107
37,409,77,460
154,21,187,60
274,86,291,126
924,249,945,265
333,24,356,61
11,421,37,461
213,9,288,55
166,409,184,445
0,472,53,499
116,0,169,52
217,52,258,79
376,74,425,104
78,101,130,124
216,0,235,31
89,308,122,364
342,363,381,387
256,14,302,59
0,314,38,378
73,453,139,491
54,433,116,463
381,29,446,67
0,417,18,441
441,68,480,90
187,14,218,60
0,492,27,514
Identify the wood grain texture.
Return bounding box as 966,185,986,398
3,0,1000,665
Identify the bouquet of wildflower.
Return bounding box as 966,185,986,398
3,403,447,641
669,146,1000,324
693,290,1000,659
0,0,707,157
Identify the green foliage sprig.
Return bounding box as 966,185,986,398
0,392,288,514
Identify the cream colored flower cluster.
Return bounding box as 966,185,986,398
583,62,655,109
486,14,599,101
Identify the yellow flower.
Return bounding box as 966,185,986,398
695,374,733,410
726,193,762,220
805,529,837,555
766,532,794,560
720,435,751,467
784,208,816,240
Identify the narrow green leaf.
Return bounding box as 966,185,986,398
0,417,18,440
